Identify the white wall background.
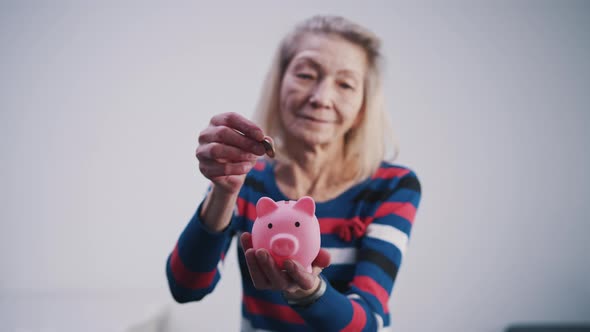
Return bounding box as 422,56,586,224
1,1,589,331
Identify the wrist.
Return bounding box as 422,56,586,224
209,183,240,199
200,185,239,232
282,276,327,308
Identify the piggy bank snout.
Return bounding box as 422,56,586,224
270,234,299,257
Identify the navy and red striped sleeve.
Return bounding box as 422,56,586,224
294,168,421,331
165,199,237,303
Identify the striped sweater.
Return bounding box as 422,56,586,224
166,159,422,331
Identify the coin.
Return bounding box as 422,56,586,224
261,136,275,158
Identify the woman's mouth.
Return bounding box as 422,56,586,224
298,114,334,123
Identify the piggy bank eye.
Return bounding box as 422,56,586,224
267,223,273,229
295,221,300,227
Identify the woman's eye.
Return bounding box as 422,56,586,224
339,82,354,90
296,73,315,80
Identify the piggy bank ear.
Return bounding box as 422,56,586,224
256,197,279,218
293,196,315,216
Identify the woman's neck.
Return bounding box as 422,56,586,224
275,138,356,201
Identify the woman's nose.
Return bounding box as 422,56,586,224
309,79,333,109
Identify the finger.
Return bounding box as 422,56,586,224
197,143,260,163
210,112,265,142
312,249,331,269
284,259,317,291
255,249,291,290
240,232,253,251
199,126,266,156
244,248,271,289
198,159,254,178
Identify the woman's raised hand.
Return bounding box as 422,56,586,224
196,112,267,194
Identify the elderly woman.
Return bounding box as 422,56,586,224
166,15,422,331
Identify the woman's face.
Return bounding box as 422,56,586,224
279,34,368,148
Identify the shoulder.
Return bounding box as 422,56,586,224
369,161,421,194
359,162,421,226
350,161,422,217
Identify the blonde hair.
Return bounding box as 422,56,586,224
253,15,398,181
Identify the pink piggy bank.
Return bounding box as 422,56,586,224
252,196,321,273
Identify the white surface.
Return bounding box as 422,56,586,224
1,1,589,331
